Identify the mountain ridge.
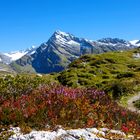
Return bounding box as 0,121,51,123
0,30,140,74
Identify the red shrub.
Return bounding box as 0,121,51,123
0,83,140,135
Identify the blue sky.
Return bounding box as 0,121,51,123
0,0,140,52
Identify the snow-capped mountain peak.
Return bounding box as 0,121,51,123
1,30,140,74
55,30,72,37
49,30,77,47
53,30,74,41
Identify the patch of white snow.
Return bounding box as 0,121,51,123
130,40,140,46
4,51,27,61
56,30,70,37
67,40,80,46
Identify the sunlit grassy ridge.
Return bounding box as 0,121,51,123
57,48,140,99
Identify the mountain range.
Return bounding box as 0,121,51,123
0,30,140,74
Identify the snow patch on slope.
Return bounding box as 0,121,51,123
67,40,80,46
4,51,27,61
4,46,37,62
130,40,140,46
55,30,71,37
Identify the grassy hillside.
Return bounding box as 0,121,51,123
0,62,16,76
0,81,140,136
57,48,140,99
10,54,36,74
0,49,140,138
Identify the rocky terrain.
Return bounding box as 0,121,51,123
7,127,129,140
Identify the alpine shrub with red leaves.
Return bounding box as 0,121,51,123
0,83,140,136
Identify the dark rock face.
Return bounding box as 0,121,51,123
97,38,128,44
136,40,140,44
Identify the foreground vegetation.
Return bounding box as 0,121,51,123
134,99,140,109
0,82,140,136
1,48,140,138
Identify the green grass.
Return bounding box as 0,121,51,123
119,94,136,107
134,99,140,109
57,48,140,99
10,62,36,73
1,48,140,137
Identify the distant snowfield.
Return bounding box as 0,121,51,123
3,46,36,62
130,40,140,46
4,51,27,61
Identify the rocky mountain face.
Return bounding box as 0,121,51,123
0,52,12,64
3,30,140,74
0,53,14,73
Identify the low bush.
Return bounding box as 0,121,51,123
105,80,134,99
134,100,140,110
0,74,55,102
0,84,139,135
116,72,135,79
